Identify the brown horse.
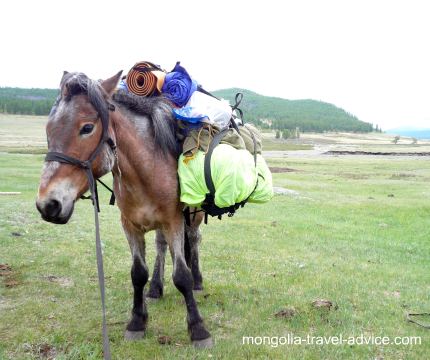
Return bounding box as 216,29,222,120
35,71,211,348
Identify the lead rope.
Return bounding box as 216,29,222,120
86,167,112,360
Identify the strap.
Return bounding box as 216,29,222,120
230,116,241,133
197,85,221,100
132,62,164,73
96,178,116,206
94,179,100,212
86,168,111,360
45,152,89,169
231,93,244,123
196,86,244,125
231,93,243,113
204,128,229,196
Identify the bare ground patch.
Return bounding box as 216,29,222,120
269,167,298,173
325,150,430,156
0,264,22,288
338,172,370,180
22,343,59,360
390,173,417,179
42,275,74,288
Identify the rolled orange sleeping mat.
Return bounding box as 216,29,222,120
126,61,166,97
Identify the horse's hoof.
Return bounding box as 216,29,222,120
124,330,145,341
192,337,214,349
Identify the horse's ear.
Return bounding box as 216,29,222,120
60,71,70,96
60,71,69,86
101,71,123,97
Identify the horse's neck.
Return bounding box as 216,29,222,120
109,109,179,226
111,110,154,194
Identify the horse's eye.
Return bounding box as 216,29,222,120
80,124,94,135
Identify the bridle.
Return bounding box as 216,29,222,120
44,95,116,360
45,98,117,209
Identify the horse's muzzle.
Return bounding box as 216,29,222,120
36,198,74,224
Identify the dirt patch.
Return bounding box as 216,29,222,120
0,264,12,276
269,167,298,173
390,173,416,179
158,335,172,345
0,264,21,288
5,279,20,288
384,290,400,298
274,307,297,319
325,150,430,156
338,172,369,180
23,343,57,359
42,275,74,287
312,299,338,310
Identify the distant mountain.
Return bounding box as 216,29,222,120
212,88,373,133
386,127,430,139
0,86,373,133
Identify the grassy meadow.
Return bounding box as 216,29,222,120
0,116,429,359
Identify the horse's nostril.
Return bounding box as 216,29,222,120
45,199,62,218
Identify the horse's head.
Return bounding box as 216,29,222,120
36,71,122,224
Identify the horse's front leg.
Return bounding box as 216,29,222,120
165,217,213,348
122,217,149,340
147,230,167,299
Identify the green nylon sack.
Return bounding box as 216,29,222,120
178,143,273,208
248,154,273,204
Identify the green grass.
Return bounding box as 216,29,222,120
1,152,429,359
0,147,47,155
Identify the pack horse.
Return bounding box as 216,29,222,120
35,71,213,350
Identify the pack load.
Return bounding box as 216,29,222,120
173,91,233,129
118,60,274,219
178,122,272,207
125,61,165,96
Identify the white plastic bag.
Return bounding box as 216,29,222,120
183,91,232,129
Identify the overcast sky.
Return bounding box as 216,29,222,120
1,0,429,129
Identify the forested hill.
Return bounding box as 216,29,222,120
213,88,373,132
0,87,58,115
0,86,373,133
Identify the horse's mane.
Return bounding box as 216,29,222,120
112,91,178,158
57,72,178,158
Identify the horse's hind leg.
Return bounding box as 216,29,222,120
122,218,149,340
185,221,203,292
147,230,167,300
165,217,212,348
